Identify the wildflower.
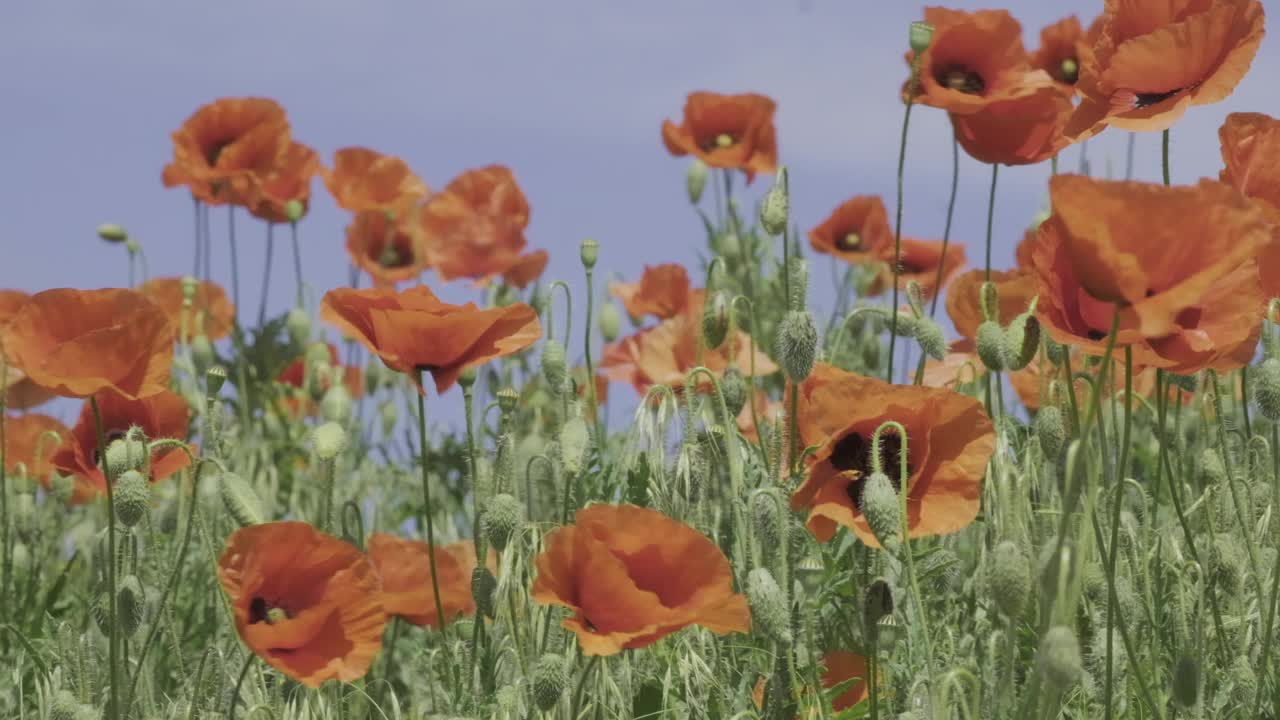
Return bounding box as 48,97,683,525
139,277,235,342
1218,112,1280,223
322,147,428,214
661,91,778,182
345,209,427,286
870,237,967,300
417,165,531,284
162,97,292,205
951,84,1074,165
502,249,550,290
808,195,895,266
1032,16,1089,89
608,263,698,322
2,413,67,481
367,533,489,629
246,141,321,224
530,503,751,655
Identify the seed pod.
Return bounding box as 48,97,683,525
861,472,901,548
909,21,934,53
219,471,264,528
206,365,228,396
1037,626,1083,692
976,321,1007,372
471,566,497,619
579,239,599,270
986,541,1030,619
541,340,568,390
113,469,152,528
913,317,946,361
286,307,311,347
746,568,792,645
532,653,569,711
686,159,708,205
117,574,146,638
775,310,817,383
483,493,523,553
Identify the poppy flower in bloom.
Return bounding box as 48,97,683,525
1066,0,1265,138
3,413,68,481
945,268,1038,341
904,8,1053,115
345,210,427,286
217,521,386,688
661,91,778,181
791,363,994,546
600,310,775,397
0,289,26,320
751,651,873,713
0,290,54,410
138,277,235,342
871,238,967,300
320,285,540,395
247,141,321,224
417,166,531,284
1219,112,1280,223
530,503,751,655
808,196,895,266
951,84,1074,166
49,388,192,504
1032,16,1088,89
501,250,550,290
367,534,492,628
921,339,985,392
161,97,292,206
2,288,174,400
608,264,696,322
322,147,429,214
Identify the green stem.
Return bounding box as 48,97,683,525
414,376,449,634
583,267,603,444
290,221,304,307
1161,130,1171,186
225,653,255,720
258,223,274,326
1102,347,1133,720
462,381,487,695
227,206,241,315
984,163,999,282
90,397,121,720
570,656,601,719
928,136,960,318
887,55,921,385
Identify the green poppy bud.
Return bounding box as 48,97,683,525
702,291,731,349
285,199,306,223
760,167,789,237
560,416,591,476
862,471,901,548
599,302,621,343
775,310,818,383
97,223,128,244
746,568,792,645
720,366,748,417
976,321,1007,372
541,341,568,389
914,317,947,361
483,493,523,553
104,434,147,477
686,159,708,205
219,471,264,528
116,574,146,638
313,422,348,462
471,566,497,619
1171,655,1199,708
287,307,311,347
1037,626,1083,692
1034,405,1066,458
532,653,569,711
1255,357,1280,421
190,334,215,373
113,469,151,528
987,540,1030,619
320,384,352,423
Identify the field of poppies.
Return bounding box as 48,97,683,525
2,2,1278,719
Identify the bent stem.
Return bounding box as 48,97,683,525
887,53,922,384
582,265,603,442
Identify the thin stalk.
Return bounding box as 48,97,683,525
258,224,274,326
583,266,603,443
570,655,602,719
90,398,121,720
928,136,960,318
887,55,922,384
414,376,449,633
462,381,488,694
984,163,999,281
227,206,240,315
1102,347,1133,720
290,221,304,307
1162,130,1171,186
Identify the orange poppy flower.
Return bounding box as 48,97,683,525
1066,0,1265,138
921,339,986,391
2,367,55,411
751,650,872,715
1015,229,1038,272
502,250,550,290
951,84,1074,166
600,310,776,397
417,166,531,285
367,534,494,629
871,238,967,299
3,413,68,481
1219,112,1280,223
1031,178,1268,374
247,141,321,224
138,277,235,342
1261,238,1280,301
217,521,386,688
904,8,1053,115
572,367,609,407
346,210,428,287
608,264,696,322
161,97,292,206
530,503,751,656
944,268,1038,342
320,285,540,395
661,91,778,182
322,147,428,214
2,288,174,400
0,289,26,320
50,388,192,504
808,196,895,265
791,363,994,546
1033,16,1088,89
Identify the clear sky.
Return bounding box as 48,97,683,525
2,1,1276,422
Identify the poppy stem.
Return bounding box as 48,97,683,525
927,135,960,319
192,196,202,279
886,54,922,385
983,163,998,283
290,221,304,308
582,266,604,443
225,652,255,720
227,206,240,316
461,380,489,694
258,223,274,327
414,374,450,637
1161,129,1171,186
569,655,601,718
1101,347,1133,720
0,373,8,615
89,397,121,720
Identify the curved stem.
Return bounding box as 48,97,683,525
225,653,255,720
887,56,921,384
730,296,768,470
583,267,603,443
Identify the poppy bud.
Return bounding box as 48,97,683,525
1255,358,1280,421
914,317,946,361
862,471,901,548
97,222,128,244
116,574,145,638
775,310,818,383
751,490,783,554
686,159,708,205
760,167,789,237
909,21,934,54
979,281,999,324
1044,336,1066,365
702,291,731,349
50,690,87,720
379,399,398,438
11,542,30,576
1037,626,1083,692
560,416,591,476
285,199,305,223
113,470,151,528
1200,448,1227,487
986,540,1030,619
598,302,621,343
541,341,568,390
483,493,523,553
746,568,792,646
1230,656,1257,707
1005,306,1041,371
219,471,264,528
1034,405,1066,457
104,434,147,477
51,474,75,503
1171,655,1199,708
976,321,1007,372
320,384,352,423
286,307,311,347
206,365,228,396
471,566,498,619
313,422,348,461
719,232,741,259
888,311,918,338
533,653,569,711
190,334,215,373
864,578,894,628
720,366,748,417
579,238,599,270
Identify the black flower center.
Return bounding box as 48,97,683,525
1132,87,1185,109
938,65,985,95
205,139,232,167
829,431,912,510
377,238,415,269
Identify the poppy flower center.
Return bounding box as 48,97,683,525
828,431,912,510
836,232,862,252
377,237,415,269
249,596,291,625
205,139,233,167
701,133,737,152
894,259,926,275
1059,58,1079,84
938,65,985,95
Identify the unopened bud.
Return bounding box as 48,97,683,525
1044,336,1066,365
219,471,264,527
599,302,621,342
1200,448,1227,486
287,308,311,346
560,416,591,476
909,21,934,54
471,566,497,619
1005,306,1041,371
702,291,731,349
117,574,145,638
760,167,789,237
1167,372,1198,392
987,541,1030,619
541,341,567,389
97,223,128,243
104,435,147,477
1171,655,1199,708
285,199,306,223
719,232,741,259
914,317,946,361
1255,358,1280,421
190,335,215,373
979,281,999,324
313,422,348,461
113,470,151,527
1034,406,1066,457
746,568,792,645
752,490,783,553
775,310,817,383
686,159,708,205
50,690,86,720
720,367,748,417
320,384,352,423
579,239,599,270
533,654,569,711
1037,626,1083,691
889,311,918,338
976,321,1007,372
483,493,523,553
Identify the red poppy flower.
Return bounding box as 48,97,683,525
138,277,235,342
945,268,1038,342
1219,112,1280,223
871,238,968,300
161,97,292,206
951,84,1074,166
3,413,68,482
791,363,994,546
808,196,896,266
49,388,192,504
751,650,872,715
531,503,750,655
1032,16,1088,89
322,147,429,214
502,250,550,290
921,339,986,392
247,141,321,224
346,210,428,287
0,290,54,410
1066,0,1266,138
218,521,386,688
367,534,493,629
0,290,26,320
275,343,364,419
320,285,540,395
417,166,531,285
661,92,778,181
608,264,696,322
2,288,174,400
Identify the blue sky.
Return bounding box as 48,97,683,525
2,1,1275,421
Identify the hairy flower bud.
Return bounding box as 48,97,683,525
686,159,708,205
760,167,789,237
788,258,809,311
979,281,999,324
1005,303,1041,371
746,568,792,645
190,334,215,373
751,490,784,557
320,384,353,423
598,301,621,343
720,367,748,417
104,434,147,477
1044,336,1066,365
286,307,311,347
312,422,348,461
116,574,146,638
889,311,918,338
775,310,817,383
1255,358,1280,421
862,471,901,548
1034,406,1066,458
1172,655,1199,708
914,317,946,361
976,321,1007,372
560,416,591,476
541,340,568,390
987,541,1030,619
533,653,569,711
50,690,88,720
702,291,731,349
219,471,264,528
1037,626,1083,692
471,566,497,619
483,493,523,553
113,469,151,528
